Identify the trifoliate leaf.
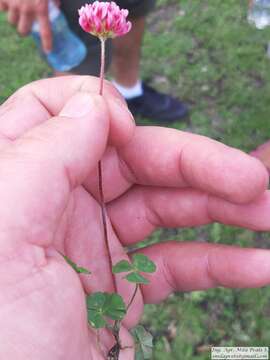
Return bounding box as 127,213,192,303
104,293,126,320
62,254,91,274
86,292,126,329
112,260,133,273
132,254,156,273
131,325,153,360
125,272,149,285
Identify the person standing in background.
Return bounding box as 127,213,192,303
0,0,189,123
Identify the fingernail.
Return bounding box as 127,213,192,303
114,98,135,123
60,92,101,118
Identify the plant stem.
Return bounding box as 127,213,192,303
127,284,139,311
98,161,113,270
97,37,114,276
99,38,105,96
98,37,119,360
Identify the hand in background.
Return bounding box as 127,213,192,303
0,0,52,52
0,76,270,359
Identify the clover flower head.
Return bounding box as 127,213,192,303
78,1,132,39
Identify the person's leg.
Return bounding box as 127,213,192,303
110,0,188,123
111,16,145,87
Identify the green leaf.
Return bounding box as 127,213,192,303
86,292,126,329
112,259,133,273
87,292,109,329
87,292,107,310
125,272,149,285
62,254,91,274
76,266,91,274
88,311,106,329
131,325,153,360
105,293,126,320
132,254,156,273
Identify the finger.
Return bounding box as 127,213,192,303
3,81,264,205
83,126,268,204
108,187,270,245
37,5,52,53
0,93,109,248
0,89,51,140
17,12,34,35
7,7,19,25
117,127,268,204
0,76,134,146
0,2,7,11
83,146,133,202
136,242,270,304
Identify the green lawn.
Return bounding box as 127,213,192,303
1,0,270,359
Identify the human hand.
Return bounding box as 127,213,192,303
0,0,52,52
1,76,270,359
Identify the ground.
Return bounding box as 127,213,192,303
0,0,270,359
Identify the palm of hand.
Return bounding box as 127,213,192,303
0,165,139,360
1,77,270,360
48,182,142,360
0,78,140,359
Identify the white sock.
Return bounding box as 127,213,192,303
112,80,143,99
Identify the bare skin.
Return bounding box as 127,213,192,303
111,17,145,87
251,141,270,172
1,76,270,359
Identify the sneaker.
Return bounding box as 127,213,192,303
126,82,189,123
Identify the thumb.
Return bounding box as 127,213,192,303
18,92,110,187
0,92,109,246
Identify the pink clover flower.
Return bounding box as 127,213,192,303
78,1,132,39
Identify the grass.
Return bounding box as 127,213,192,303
1,1,270,359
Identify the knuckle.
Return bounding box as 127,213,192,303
36,0,48,13
9,5,17,12
8,15,17,24
18,28,29,36
21,7,32,15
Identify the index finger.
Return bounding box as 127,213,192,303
117,126,268,204
83,126,268,204
37,6,52,53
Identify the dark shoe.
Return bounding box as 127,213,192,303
126,83,189,123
